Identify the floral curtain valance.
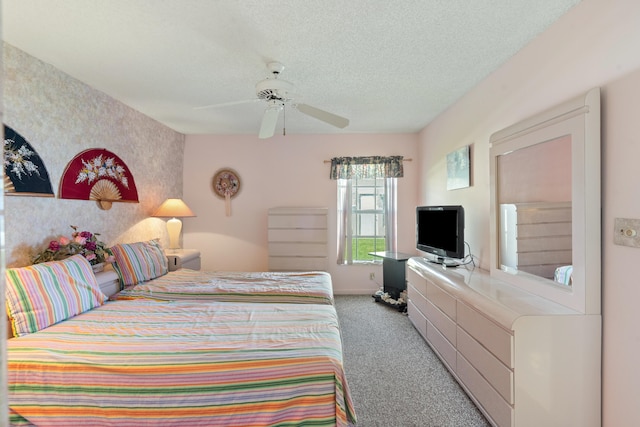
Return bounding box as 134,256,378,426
329,156,404,180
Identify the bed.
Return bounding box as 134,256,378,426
8,299,355,427
6,246,356,427
116,269,334,304
108,240,334,305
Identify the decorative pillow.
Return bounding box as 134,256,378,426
5,254,107,337
109,239,168,286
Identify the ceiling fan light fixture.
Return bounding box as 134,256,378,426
255,78,294,100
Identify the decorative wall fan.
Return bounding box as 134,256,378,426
196,62,350,139
59,148,139,210
3,125,54,197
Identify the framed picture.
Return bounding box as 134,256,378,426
446,145,471,190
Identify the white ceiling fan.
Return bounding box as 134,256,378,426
196,62,350,139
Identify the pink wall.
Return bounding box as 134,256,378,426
182,133,418,295
418,0,640,424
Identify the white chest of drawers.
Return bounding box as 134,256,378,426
267,207,328,271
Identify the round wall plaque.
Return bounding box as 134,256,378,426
212,168,240,199
212,168,240,216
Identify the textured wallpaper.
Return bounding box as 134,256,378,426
3,44,185,267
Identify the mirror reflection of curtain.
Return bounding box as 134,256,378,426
330,156,403,265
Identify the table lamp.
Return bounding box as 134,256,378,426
152,198,196,249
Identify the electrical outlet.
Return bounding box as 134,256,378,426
613,218,640,248
369,272,375,280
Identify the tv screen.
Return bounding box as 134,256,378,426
416,205,465,262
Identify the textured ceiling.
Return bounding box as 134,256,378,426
3,0,581,136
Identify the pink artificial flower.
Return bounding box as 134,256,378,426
105,255,115,264
74,235,87,245
85,253,97,261
48,240,60,251
59,236,70,245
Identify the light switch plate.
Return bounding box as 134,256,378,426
613,218,640,248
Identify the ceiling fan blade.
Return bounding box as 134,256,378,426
296,103,349,129
258,105,282,139
194,98,260,110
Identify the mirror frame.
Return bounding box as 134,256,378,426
489,88,601,314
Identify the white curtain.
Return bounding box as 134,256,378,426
384,178,398,252
335,177,398,265
332,156,403,265
336,179,352,265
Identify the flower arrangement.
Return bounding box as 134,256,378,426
32,226,114,266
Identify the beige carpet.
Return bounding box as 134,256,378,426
335,295,490,427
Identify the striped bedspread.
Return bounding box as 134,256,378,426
8,299,356,427
117,270,334,304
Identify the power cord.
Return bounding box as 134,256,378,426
458,241,477,268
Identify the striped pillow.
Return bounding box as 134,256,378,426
5,254,107,337
110,239,168,286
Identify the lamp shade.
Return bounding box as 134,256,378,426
152,199,196,249
152,198,195,218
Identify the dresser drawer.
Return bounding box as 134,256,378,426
427,279,456,321
427,318,456,371
457,354,513,427
268,228,327,243
267,213,327,229
457,326,513,404
406,267,427,296
408,283,429,317
268,242,327,257
425,298,456,346
407,300,427,339
457,301,513,367
166,249,201,271
268,256,328,271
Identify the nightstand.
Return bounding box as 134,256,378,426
166,249,201,271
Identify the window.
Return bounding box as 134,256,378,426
331,156,403,265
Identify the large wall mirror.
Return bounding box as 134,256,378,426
489,88,601,314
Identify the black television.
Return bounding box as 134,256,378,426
416,205,465,265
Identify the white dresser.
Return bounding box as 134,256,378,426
406,257,601,427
